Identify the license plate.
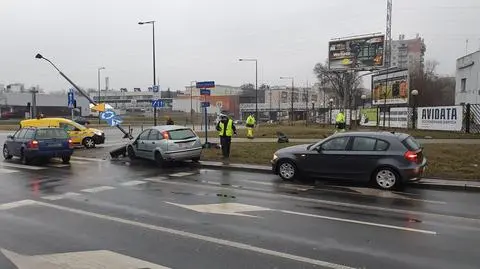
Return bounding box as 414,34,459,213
177,142,191,148
48,143,62,147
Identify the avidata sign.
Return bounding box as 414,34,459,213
328,34,385,70
417,106,463,131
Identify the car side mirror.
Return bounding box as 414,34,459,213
7,135,14,140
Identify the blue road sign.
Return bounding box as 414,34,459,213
196,81,215,89
200,89,211,96
152,85,160,93
67,89,75,108
201,101,210,108
152,99,165,108
100,110,123,127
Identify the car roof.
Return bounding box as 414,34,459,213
150,125,192,132
332,131,410,140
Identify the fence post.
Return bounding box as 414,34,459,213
465,103,471,133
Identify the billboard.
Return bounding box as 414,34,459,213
417,106,463,131
360,108,378,126
328,34,385,70
372,69,409,105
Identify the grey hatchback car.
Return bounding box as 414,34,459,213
271,131,427,190
126,125,202,164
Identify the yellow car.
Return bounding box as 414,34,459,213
20,118,105,149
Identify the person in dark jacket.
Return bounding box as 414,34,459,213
166,116,174,125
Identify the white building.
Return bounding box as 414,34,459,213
184,84,241,96
455,50,480,105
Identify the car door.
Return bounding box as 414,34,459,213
5,130,20,156
145,129,161,160
303,136,351,179
135,129,151,158
344,137,390,181
12,128,28,156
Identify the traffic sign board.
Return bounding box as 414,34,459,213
67,89,75,108
196,81,215,89
152,85,160,93
200,89,211,96
201,101,210,108
152,99,165,108
100,110,123,126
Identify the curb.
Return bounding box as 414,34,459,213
198,162,480,192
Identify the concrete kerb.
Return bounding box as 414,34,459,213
198,161,480,192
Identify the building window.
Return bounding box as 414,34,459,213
461,78,467,93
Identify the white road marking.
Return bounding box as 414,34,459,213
46,164,70,168
280,210,437,235
346,187,446,205
0,162,45,170
0,200,38,210
0,167,19,174
145,176,480,223
143,176,168,183
169,172,195,177
80,186,116,193
1,248,170,269
26,200,356,269
166,202,268,217
120,180,147,187
41,192,82,201
71,156,106,162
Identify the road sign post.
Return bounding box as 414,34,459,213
197,80,214,146
201,101,210,145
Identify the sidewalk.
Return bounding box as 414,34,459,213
199,161,480,192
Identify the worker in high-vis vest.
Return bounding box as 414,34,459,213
245,114,256,139
216,114,237,164
335,110,346,132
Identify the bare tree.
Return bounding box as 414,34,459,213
409,59,454,106
313,62,363,109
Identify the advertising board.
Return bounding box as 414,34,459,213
360,108,378,126
328,34,385,70
417,106,463,131
372,69,409,105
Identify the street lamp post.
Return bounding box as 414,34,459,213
97,67,105,124
361,94,367,109
280,77,294,124
139,20,157,126
329,98,334,125
238,59,258,121
311,101,315,124
190,80,197,130
411,89,419,129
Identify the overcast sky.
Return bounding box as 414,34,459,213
1,0,479,92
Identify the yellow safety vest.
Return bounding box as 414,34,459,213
246,116,255,125
336,112,345,123
218,119,234,137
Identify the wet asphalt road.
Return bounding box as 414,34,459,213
0,145,479,268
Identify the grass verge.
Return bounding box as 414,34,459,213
201,142,480,180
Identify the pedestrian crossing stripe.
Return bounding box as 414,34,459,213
0,168,19,174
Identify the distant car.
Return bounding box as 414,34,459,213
271,131,427,190
126,125,202,164
74,117,91,126
3,127,74,164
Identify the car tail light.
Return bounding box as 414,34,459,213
161,131,169,140
404,151,418,163
68,139,74,149
28,140,39,149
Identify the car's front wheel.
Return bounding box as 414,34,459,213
127,145,136,160
82,137,96,149
277,160,297,181
3,145,12,160
374,167,400,190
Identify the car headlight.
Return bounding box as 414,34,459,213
273,154,278,160
94,131,103,136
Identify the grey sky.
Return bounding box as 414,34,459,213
1,0,479,92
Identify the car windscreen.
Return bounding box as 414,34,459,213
402,136,421,151
35,129,69,139
168,129,196,140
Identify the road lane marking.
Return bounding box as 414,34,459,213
80,186,116,193
26,200,356,269
0,162,45,170
0,167,19,174
144,176,480,223
342,187,446,205
46,164,70,168
280,210,437,235
41,192,82,201
120,180,147,187
166,202,267,217
71,156,106,162
0,200,38,210
169,172,196,177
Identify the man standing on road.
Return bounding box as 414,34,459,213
166,116,174,125
246,113,256,139
216,114,236,164
335,109,346,132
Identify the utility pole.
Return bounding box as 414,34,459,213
383,0,393,128
30,87,38,118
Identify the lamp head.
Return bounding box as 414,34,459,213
35,53,43,59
